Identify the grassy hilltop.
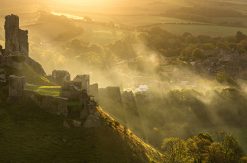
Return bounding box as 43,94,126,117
0,94,164,163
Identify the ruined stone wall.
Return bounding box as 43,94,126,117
73,75,90,93
61,81,82,100
25,90,68,116
52,70,71,85
99,87,123,105
18,29,29,56
89,83,99,102
8,75,25,98
98,86,125,122
122,91,138,113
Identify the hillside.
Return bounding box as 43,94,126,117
0,97,164,162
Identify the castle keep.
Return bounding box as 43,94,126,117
5,14,29,56
0,14,45,76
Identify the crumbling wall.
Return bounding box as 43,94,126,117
89,83,99,102
99,87,123,106
52,70,71,85
8,75,25,99
61,81,82,100
122,91,138,114
18,29,29,56
25,90,68,116
73,75,90,93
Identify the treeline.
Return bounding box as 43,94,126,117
140,28,247,83
162,132,246,163
163,5,246,26
132,87,247,149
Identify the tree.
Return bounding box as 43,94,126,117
221,134,243,163
211,132,243,163
161,137,193,163
207,142,225,163
186,133,213,163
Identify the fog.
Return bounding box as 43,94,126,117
1,0,247,153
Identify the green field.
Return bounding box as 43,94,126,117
144,23,247,36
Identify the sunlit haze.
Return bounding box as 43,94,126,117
0,0,247,162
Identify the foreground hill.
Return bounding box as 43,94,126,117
0,97,164,163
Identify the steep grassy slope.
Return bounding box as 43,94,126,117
3,62,51,85
19,63,51,85
0,98,164,163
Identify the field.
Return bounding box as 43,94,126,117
143,23,247,36
45,12,247,38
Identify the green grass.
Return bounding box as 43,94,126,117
0,101,99,162
4,62,52,86
25,84,61,97
20,63,52,85
0,96,164,162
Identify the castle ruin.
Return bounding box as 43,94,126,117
5,14,29,56
8,75,25,99
0,14,45,76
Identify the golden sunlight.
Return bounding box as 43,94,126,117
55,0,118,6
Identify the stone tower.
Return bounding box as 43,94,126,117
73,75,90,93
5,14,29,56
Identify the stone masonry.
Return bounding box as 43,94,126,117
5,14,29,56
73,75,90,93
8,75,25,99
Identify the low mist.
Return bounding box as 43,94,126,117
1,2,247,153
